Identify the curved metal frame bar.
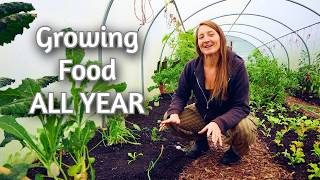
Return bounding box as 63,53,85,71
220,23,290,68
228,31,275,59
227,35,257,50
102,0,320,94
211,13,310,64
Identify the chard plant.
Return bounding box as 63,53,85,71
0,77,70,179
257,118,271,137
61,45,127,180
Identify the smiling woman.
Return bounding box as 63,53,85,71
35,26,138,54
160,20,257,164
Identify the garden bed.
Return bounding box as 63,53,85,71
27,94,295,179
27,94,192,179
256,104,320,179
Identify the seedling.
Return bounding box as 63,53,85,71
307,163,320,179
273,127,291,147
282,141,305,165
127,152,143,165
312,141,320,159
151,127,164,142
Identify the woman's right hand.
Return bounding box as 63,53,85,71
160,114,181,126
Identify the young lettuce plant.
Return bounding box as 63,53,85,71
312,141,320,159
282,141,305,166
308,163,320,180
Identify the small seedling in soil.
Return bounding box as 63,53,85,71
307,163,320,179
127,152,143,165
312,141,320,159
151,127,164,142
282,141,305,166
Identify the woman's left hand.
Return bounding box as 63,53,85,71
198,122,222,147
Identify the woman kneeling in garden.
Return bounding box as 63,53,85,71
160,20,257,165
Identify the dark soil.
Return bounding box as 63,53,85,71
27,93,316,179
256,104,320,180
28,94,192,180
287,89,320,106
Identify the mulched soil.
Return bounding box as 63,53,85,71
28,94,294,179
286,96,320,119
287,89,320,106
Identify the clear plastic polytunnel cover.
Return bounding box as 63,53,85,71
0,0,319,179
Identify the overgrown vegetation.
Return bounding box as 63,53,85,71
148,30,196,94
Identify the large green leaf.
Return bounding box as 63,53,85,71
0,2,34,19
0,13,36,46
0,77,15,88
0,78,41,117
81,121,96,147
63,121,96,154
36,76,58,88
92,81,127,93
0,116,44,159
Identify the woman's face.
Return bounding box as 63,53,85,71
197,25,221,56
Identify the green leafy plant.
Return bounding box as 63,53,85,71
147,145,164,180
312,141,320,159
247,49,288,108
0,77,15,88
256,118,272,137
273,127,291,147
295,50,320,96
0,77,69,179
102,114,140,146
148,30,196,94
60,44,127,180
0,2,37,45
150,127,163,142
127,152,143,165
307,163,320,180
282,141,305,165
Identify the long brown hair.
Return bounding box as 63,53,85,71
195,20,229,100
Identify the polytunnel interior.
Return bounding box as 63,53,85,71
101,0,320,97
0,1,320,178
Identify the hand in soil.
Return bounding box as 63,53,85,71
159,114,180,131
198,122,223,147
